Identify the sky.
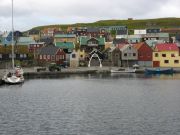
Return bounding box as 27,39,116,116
0,0,180,31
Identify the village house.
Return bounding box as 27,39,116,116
28,29,41,41
28,42,45,53
153,43,180,67
54,34,76,43
17,37,36,46
80,37,105,53
0,45,29,61
55,42,75,53
37,45,66,65
133,42,153,67
118,44,138,67
107,47,121,66
41,27,62,37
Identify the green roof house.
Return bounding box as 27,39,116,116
55,42,75,52
79,37,105,53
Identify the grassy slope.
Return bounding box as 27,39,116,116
31,18,180,31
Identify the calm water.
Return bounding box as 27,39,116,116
1,74,180,135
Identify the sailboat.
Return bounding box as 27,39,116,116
2,0,24,84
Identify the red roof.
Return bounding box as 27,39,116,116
155,43,179,51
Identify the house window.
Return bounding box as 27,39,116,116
162,54,166,57
24,54,27,58
147,53,151,57
133,53,136,56
0,54,2,58
124,53,127,57
47,55,50,59
43,55,46,59
80,55,83,58
51,55,55,61
155,53,158,57
62,55,64,59
9,54,12,58
171,54,175,57
20,54,24,58
164,60,169,64
174,60,179,64
72,54,76,58
40,55,42,60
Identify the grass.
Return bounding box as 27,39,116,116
30,18,180,32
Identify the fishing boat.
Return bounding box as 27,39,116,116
145,68,174,74
2,0,24,84
111,68,136,73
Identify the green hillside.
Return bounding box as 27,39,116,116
31,18,180,31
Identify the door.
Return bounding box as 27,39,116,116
153,61,160,67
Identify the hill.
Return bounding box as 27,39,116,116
30,18,180,31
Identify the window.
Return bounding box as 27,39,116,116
51,55,55,61
72,54,76,58
0,54,2,58
40,55,42,59
162,54,166,57
174,60,179,64
171,54,175,57
164,60,169,64
124,53,127,57
9,54,12,58
43,55,46,59
155,53,158,57
80,55,83,58
24,54,27,58
47,55,50,59
20,54,24,58
133,53,136,56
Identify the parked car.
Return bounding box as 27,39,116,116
60,61,68,68
48,63,61,72
37,67,46,72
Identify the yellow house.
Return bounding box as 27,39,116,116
153,43,180,67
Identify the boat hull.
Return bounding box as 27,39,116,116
2,75,24,85
145,68,174,74
111,69,136,73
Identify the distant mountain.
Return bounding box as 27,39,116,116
30,18,180,31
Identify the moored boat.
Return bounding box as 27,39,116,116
145,68,174,74
111,68,136,73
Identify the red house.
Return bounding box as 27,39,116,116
133,42,153,67
37,45,66,65
29,42,45,53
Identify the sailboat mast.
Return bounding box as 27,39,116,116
11,0,15,69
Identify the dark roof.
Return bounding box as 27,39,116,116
146,28,160,33
40,37,54,45
87,27,99,33
116,29,127,35
38,46,59,55
113,38,128,44
29,29,40,35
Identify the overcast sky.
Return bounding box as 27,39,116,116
0,0,180,31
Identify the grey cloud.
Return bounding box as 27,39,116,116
0,0,180,31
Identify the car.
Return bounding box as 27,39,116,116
48,63,61,72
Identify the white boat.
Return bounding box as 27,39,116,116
111,68,136,73
2,0,24,84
